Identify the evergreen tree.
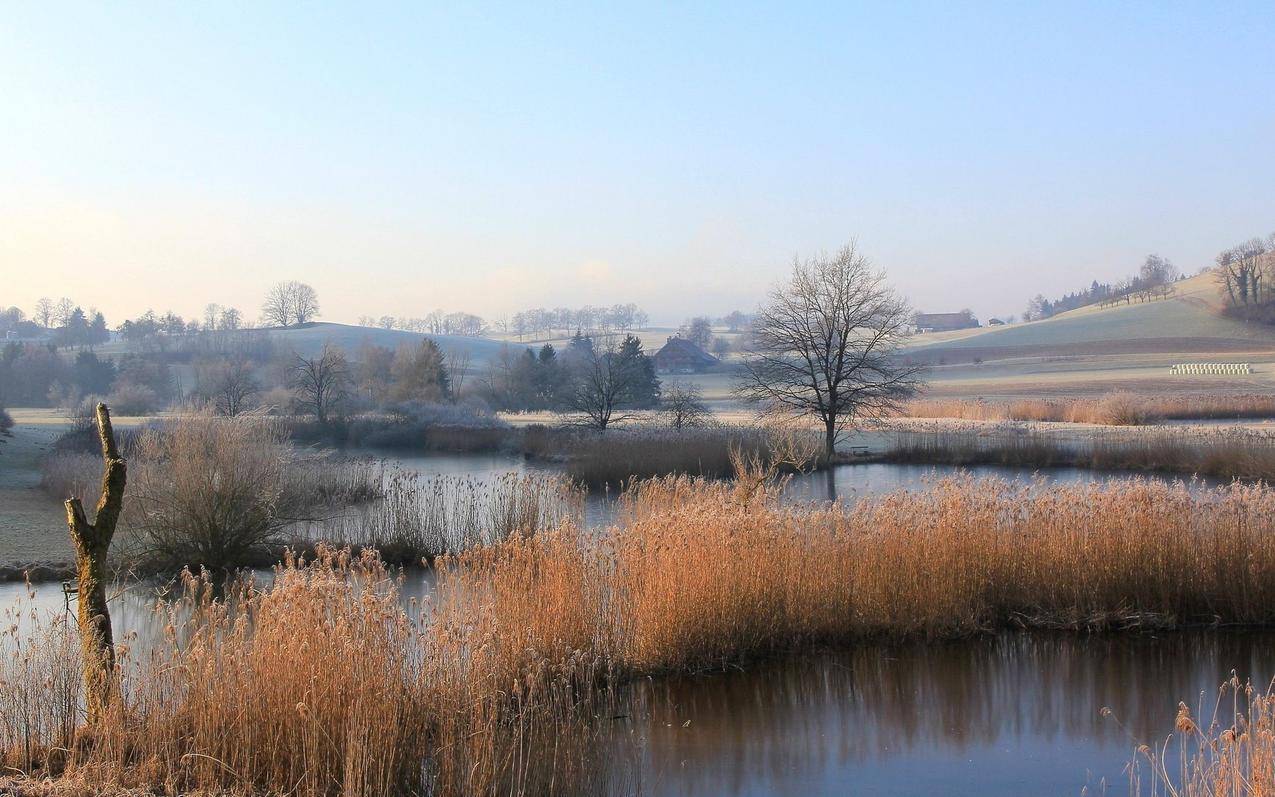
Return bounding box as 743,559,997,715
73,351,116,396
389,339,452,402
89,311,110,345
614,335,660,408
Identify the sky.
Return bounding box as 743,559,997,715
2,1,1274,327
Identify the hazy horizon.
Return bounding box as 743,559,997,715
4,2,1273,327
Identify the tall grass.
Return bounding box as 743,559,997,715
313,469,583,564
907,392,1275,425
13,477,1275,794
564,424,822,487
564,427,770,486
0,584,80,776
1123,675,1275,796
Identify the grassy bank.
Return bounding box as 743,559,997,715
907,392,1275,425
886,425,1275,481
9,476,1275,794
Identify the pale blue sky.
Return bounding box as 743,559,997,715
3,2,1273,325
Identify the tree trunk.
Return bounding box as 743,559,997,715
64,403,126,724
824,417,837,462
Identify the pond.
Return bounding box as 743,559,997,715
367,449,1218,520
10,572,1264,797
0,454,1244,795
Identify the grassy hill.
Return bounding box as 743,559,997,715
907,270,1275,365
904,270,1275,401
267,323,509,366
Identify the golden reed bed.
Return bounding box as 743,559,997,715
6,476,1275,795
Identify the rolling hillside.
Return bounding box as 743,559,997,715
907,270,1275,365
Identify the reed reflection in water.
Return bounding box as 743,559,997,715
612,632,1275,797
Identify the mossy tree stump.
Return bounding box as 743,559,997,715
64,402,126,723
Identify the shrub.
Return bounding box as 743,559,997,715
106,382,160,415
257,385,296,415
0,406,12,434
121,412,300,571
345,401,511,451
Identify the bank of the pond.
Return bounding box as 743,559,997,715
882,423,1275,483
6,442,1219,583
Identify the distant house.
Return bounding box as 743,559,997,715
913,311,979,333
653,337,720,374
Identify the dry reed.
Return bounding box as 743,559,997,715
1122,674,1275,796
907,392,1275,425
313,468,583,563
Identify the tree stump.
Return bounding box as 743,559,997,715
64,402,126,723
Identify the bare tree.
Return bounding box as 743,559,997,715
63,403,126,723
450,347,473,398
736,242,923,459
1216,240,1270,307
54,297,76,327
34,296,54,328
261,283,292,327
290,344,351,424
661,382,712,430
291,283,320,324
203,303,222,330
564,341,644,430
679,317,714,348
262,281,321,327
219,307,243,330
198,357,259,416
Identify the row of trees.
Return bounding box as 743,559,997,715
10,246,920,458
356,311,486,337
1216,232,1275,313
478,333,660,427
1023,254,1180,321
1,300,111,349
502,303,649,340
0,343,176,412
260,281,321,327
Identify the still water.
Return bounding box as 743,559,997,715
616,631,1275,796
0,456,1242,796
374,450,1217,515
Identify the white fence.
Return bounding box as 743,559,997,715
1169,362,1252,376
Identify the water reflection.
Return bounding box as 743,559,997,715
373,450,1212,519
6,582,1273,794
782,462,1215,504
618,632,1275,796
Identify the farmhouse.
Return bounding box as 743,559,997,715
914,311,979,333
653,337,720,373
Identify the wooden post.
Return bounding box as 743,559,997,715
64,402,126,723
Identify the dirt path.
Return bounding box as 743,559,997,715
0,409,73,574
